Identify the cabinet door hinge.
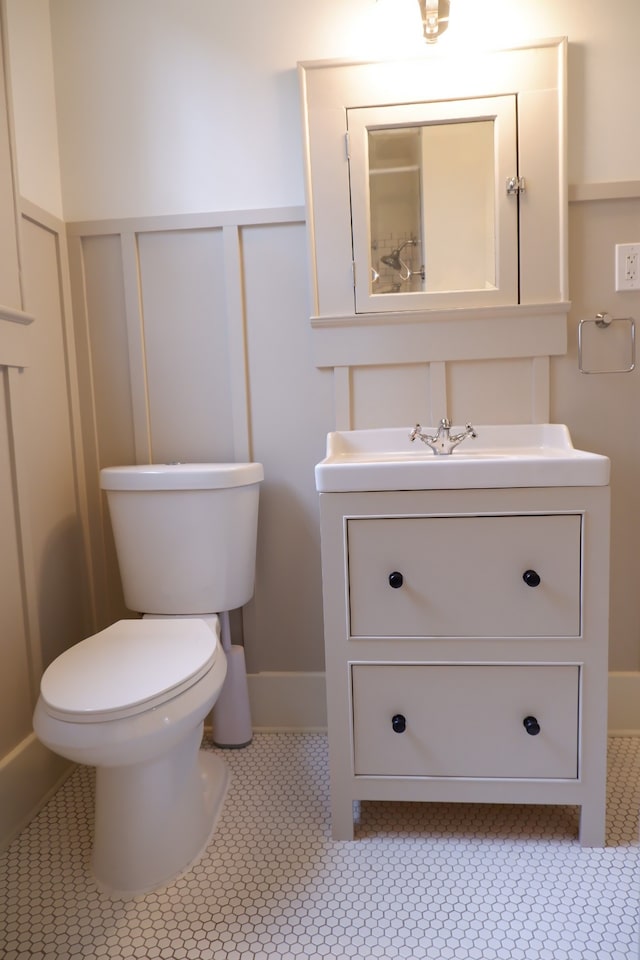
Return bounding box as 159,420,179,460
345,131,351,161
506,175,526,195
351,260,356,287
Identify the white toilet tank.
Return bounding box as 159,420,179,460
100,463,263,615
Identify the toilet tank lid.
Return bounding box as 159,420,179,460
100,462,264,491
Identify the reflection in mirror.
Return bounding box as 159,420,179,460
368,119,496,296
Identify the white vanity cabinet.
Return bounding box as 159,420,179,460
318,485,610,846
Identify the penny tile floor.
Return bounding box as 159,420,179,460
1,733,639,959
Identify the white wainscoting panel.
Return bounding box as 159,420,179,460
350,363,432,429
137,227,234,463
1,202,87,850
66,208,332,675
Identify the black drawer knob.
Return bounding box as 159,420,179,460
522,569,541,588
391,714,406,733
523,715,541,736
388,571,404,589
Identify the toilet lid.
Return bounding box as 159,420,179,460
40,618,218,722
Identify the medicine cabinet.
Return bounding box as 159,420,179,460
299,39,568,336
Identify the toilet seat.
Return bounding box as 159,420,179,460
40,618,219,723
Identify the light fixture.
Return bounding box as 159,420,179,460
417,0,450,44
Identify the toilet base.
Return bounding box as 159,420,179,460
92,725,229,896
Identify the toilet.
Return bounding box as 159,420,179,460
33,461,263,896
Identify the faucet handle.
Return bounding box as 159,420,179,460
409,424,422,442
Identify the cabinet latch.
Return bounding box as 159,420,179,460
506,176,526,196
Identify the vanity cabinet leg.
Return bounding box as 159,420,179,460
330,796,355,840
578,800,606,847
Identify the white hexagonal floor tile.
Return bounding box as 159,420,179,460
1,734,639,959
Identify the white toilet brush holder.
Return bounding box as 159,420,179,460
211,612,253,748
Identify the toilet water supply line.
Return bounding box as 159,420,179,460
219,610,232,653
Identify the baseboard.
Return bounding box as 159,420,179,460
0,733,73,852
247,671,327,732
248,670,640,736
608,671,640,736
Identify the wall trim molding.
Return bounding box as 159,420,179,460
311,307,568,373
569,181,640,203
608,671,640,736
65,205,306,237
0,303,34,325
248,670,640,737
0,733,71,852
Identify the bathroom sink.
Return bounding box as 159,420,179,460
315,424,610,491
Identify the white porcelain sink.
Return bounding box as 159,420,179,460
315,424,610,491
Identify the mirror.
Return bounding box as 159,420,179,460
347,95,518,313
368,119,496,294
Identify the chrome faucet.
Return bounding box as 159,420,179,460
409,418,477,455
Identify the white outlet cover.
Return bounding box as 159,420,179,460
615,243,640,291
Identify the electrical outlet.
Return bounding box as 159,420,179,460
615,243,640,291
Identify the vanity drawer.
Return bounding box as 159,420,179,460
347,514,581,637
351,663,579,779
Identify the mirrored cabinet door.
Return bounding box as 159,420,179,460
348,95,519,313
299,37,568,347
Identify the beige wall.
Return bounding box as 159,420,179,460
2,4,639,675
0,6,639,845
0,2,90,848
6,1,640,676
3,0,62,218
552,196,640,669
0,200,91,846
67,211,333,673
64,190,640,679
5,0,636,222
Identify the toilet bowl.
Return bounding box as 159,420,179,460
33,616,228,896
